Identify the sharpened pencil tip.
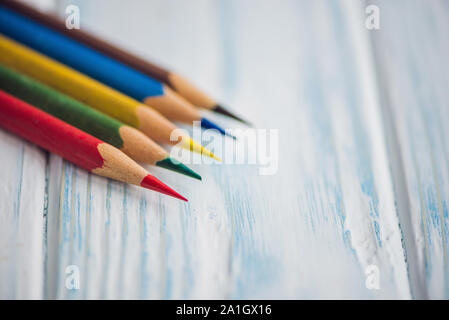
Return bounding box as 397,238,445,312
183,137,222,162
200,117,227,136
213,104,252,126
227,132,238,140
200,117,237,140
211,153,222,162
156,157,202,180
140,174,188,201
201,118,237,140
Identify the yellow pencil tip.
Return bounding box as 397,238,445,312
211,153,222,162
183,137,221,161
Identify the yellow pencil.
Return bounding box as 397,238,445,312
0,35,220,161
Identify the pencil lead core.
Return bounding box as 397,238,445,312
213,104,252,126
140,174,188,201
182,137,222,162
156,157,202,180
200,117,236,140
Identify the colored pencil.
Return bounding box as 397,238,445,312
0,0,250,125
0,5,235,137
0,64,201,180
0,35,220,161
0,90,187,201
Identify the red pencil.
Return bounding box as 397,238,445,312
0,89,187,201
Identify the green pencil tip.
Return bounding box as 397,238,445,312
156,158,202,180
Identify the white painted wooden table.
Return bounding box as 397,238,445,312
0,0,448,299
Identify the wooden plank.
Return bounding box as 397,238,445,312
1,0,447,299
48,0,408,298
371,0,449,299
0,129,46,299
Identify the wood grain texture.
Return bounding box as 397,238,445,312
0,0,447,299
370,0,449,299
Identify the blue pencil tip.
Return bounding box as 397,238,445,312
200,117,229,137
227,133,238,140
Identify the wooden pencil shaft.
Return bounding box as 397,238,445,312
1,1,169,85
0,37,218,160
0,89,112,173
0,36,218,160
0,64,171,164
2,0,252,128
0,64,124,148
0,35,178,144
1,0,218,110
0,5,165,101
0,89,188,201
0,5,215,127
0,0,171,83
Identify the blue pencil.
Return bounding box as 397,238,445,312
0,5,233,138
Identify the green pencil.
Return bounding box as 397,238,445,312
0,64,201,180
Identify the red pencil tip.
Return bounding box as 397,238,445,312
140,174,188,201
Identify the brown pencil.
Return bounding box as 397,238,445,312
1,0,251,125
